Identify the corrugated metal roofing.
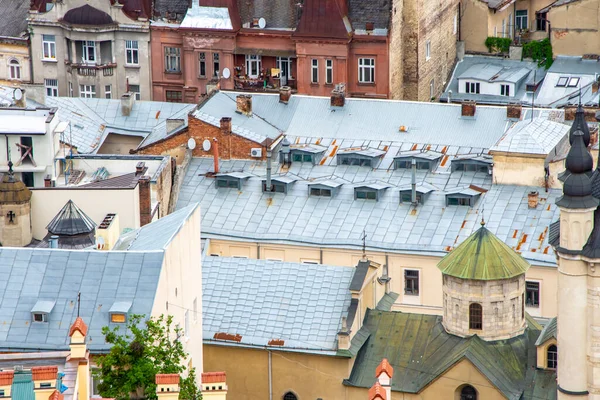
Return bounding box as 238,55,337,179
202,256,354,352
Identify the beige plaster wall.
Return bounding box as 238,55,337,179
208,239,559,318
151,205,203,373
460,0,489,53
29,186,140,240
549,0,600,56
492,153,548,187
0,41,31,84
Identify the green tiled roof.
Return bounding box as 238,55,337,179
437,226,530,280
344,310,556,400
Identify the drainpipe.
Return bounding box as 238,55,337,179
266,148,272,192
411,159,417,205
268,350,273,400
212,138,219,174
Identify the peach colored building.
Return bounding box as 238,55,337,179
151,0,390,102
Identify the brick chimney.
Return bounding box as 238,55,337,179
156,374,180,400
331,83,346,108
337,316,350,350
528,191,539,209
461,100,476,117
279,86,292,104
0,371,14,400
202,372,228,400
138,176,152,226
220,117,232,135
375,359,394,400
235,94,252,116
507,103,522,120
121,92,135,117
32,366,58,400
44,174,52,187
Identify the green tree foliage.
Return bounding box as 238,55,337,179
484,37,512,53
522,39,553,69
96,314,201,400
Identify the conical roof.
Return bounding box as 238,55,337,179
46,200,96,236
437,226,530,280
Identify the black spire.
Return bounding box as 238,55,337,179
557,130,598,209
569,104,590,147
592,111,600,199
7,161,14,183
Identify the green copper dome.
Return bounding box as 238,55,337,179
437,226,530,280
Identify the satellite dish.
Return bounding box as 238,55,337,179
187,138,197,150
258,17,266,29
202,139,211,151
13,88,23,101
222,67,231,79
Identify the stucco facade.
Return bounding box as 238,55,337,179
548,0,600,56
28,0,152,100
0,39,31,86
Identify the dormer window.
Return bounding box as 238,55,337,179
445,185,486,207
451,156,492,173
394,150,443,172
556,77,568,87
287,144,327,165
215,172,252,190
337,147,385,168
292,153,313,163
308,180,342,198
262,176,297,194
354,182,390,201
567,77,580,87
310,188,331,197
400,191,423,204
398,183,435,205
31,300,56,323
109,301,132,324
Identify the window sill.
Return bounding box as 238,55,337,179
42,58,58,63
198,76,207,80
165,71,182,75
325,83,334,87
310,83,319,87
358,82,376,86
404,293,419,296
124,64,140,69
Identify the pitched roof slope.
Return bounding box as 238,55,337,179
293,0,349,39
46,200,96,236
348,0,390,30
536,317,557,346
0,0,30,38
344,310,556,400
203,256,354,353
437,226,530,280
490,118,570,156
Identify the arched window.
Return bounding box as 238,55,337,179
460,385,477,400
283,392,298,400
469,303,482,330
547,344,557,369
8,59,21,80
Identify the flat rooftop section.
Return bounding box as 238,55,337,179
0,108,53,134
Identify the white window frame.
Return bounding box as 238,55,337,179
79,84,96,98
165,47,181,73
276,57,292,79
501,84,510,96
184,310,189,338
45,79,58,97
326,59,333,85
90,368,102,398
105,84,112,99
402,268,421,305
82,41,96,64
508,13,513,38
425,41,431,60
311,59,318,84
516,10,528,31
465,81,480,94
8,59,21,80
193,298,198,323
453,13,458,35
213,52,220,78
125,40,139,65
358,58,375,83
129,84,141,100
245,54,261,79
502,19,506,38
42,35,56,61
69,82,73,97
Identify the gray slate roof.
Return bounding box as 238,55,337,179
236,0,297,29
0,248,164,352
177,157,561,266
153,0,190,21
203,256,354,354
441,56,545,105
348,0,391,31
0,0,30,38
44,97,195,154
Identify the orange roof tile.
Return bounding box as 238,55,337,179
375,358,394,378
48,390,64,400
202,372,226,383
68,317,88,337
368,382,387,400
0,371,14,386
155,374,180,385
31,366,58,381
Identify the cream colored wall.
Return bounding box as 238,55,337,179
30,186,140,240
0,41,31,84
492,153,548,187
548,0,600,56
461,0,492,52
209,239,559,318
97,134,144,155
150,206,203,374
537,338,557,369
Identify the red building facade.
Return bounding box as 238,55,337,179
151,0,390,102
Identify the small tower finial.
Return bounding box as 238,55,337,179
361,229,367,261
480,205,485,226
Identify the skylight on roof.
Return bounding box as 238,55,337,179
556,77,568,87
567,77,580,87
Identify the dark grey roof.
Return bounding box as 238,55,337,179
62,4,114,25
349,259,371,291
45,200,96,236
0,248,164,352
237,0,297,29
153,0,190,21
348,0,391,30
548,220,560,247
582,208,600,258
0,0,30,38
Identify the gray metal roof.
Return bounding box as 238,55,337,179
395,150,443,161
109,301,132,314
490,117,570,155
0,248,164,352
112,203,199,251
202,256,354,353
535,57,600,107
215,172,254,179
338,147,387,158
44,97,195,154
397,182,437,194
199,91,515,149
31,300,56,314
177,157,561,266
441,56,546,105
355,181,392,191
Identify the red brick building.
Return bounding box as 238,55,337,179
151,0,390,103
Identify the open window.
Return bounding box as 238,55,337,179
31,300,56,323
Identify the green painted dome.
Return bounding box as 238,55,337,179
437,226,530,280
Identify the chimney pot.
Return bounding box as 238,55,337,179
279,86,292,104
461,100,476,117
121,93,135,117
135,162,145,175
44,174,52,187
528,191,539,209
235,94,253,116
507,103,522,120
220,117,232,135
331,83,346,108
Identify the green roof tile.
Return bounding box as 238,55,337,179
437,226,530,280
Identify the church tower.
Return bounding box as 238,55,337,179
438,222,530,341
553,104,598,398
0,162,32,247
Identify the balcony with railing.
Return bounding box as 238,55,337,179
65,39,116,77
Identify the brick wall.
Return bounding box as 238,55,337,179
136,117,267,161
389,0,404,99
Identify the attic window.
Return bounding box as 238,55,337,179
395,160,431,170
0,389,5,396
310,188,331,197
216,178,241,189
355,189,377,200
33,313,48,323
451,160,491,173
109,301,132,324
446,196,474,206
31,300,56,323
339,156,372,167
111,314,126,323
292,153,313,163
215,173,252,190
556,77,568,87
567,77,580,87
400,191,424,204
